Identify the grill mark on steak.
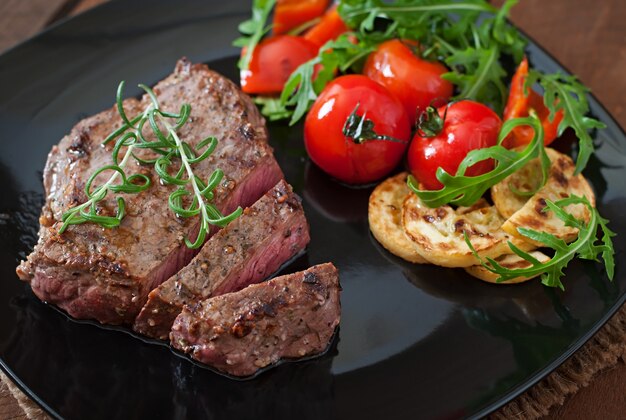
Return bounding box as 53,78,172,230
133,180,310,339
170,263,341,377
16,59,283,325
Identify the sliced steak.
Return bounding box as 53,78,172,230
16,59,283,325
134,180,310,339
170,263,341,377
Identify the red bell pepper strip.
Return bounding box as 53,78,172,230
240,35,319,95
503,57,564,148
273,0,330,35
303,6,349,48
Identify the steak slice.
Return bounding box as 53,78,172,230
170,263,341,377
16,59,283,325
134,180,310,339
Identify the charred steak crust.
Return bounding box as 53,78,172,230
16,59,283,325
170,263,341,377
134,180,311,339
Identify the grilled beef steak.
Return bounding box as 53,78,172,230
16,59,283,325
134,180,310,339
170,263,341,377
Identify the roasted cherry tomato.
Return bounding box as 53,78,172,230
303,5,348,48
503,57,564,148
363,39,453,124
240,35,319,95
273,0,330,35
408,100,502,190
305,75,411,184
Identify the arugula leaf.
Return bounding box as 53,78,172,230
339,0,525,113
408,115,550,208
253,97,292,121
338,0,496,33
527,70,607,174
248,0,527,124
279,33,379,125
466,195,616,289
233,0,276,70
441,46,507,113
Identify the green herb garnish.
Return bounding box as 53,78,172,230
339,0,523,113
60,81,242,249
465,195,616,289
269,0,524,125
526,70,607,174
233,0,277,70
241,0,604,176
280,33,379,125
407,115,550,208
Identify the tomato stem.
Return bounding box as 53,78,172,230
342,103,406,144
416,104,447,138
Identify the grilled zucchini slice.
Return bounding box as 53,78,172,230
496,148,595,245
402,193,534,268
369,172,428,264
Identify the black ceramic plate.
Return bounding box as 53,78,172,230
0,1,624,419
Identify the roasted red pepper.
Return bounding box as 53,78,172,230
240,35,319,94
303,6,348,48
503,57,564,148
273,0,330,35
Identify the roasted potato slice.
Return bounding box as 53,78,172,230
369,172,428,264
495,148,596,245
464,251,550,284
402,193,534,268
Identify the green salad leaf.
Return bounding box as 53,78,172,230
526,70,607,174
408,115,550,208
465,195,616,289
233,0,607,176
280,33,380,125
233,0,276,70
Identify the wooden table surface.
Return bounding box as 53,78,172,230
0,0,624,419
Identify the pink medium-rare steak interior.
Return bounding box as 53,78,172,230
16,58,283,325
170,263,341,377
134,179,311,340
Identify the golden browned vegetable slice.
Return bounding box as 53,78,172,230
464,251,551,284
497,148,596,246
368,172,428,264
402,193,534,268
491,150,545,219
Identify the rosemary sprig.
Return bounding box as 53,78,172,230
59,82,153,233
60,81,242,249
465,195,616,290
408,115,550,208
147,101,243,249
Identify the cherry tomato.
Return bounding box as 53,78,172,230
240,35,319,95
305,75,411,184
303,5,348,48
273,0,330,35
363,39,453,124
503,57,564,148
408,100,502,190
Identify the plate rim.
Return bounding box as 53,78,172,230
0,2,624,419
